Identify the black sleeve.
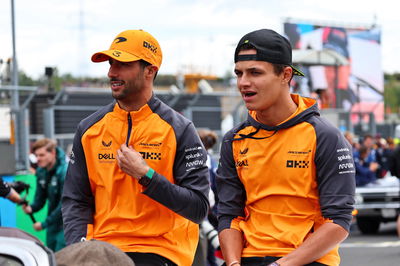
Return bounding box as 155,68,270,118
143,122,210,224
389,148,400,178
62,125,95,244
216,131,247,232
312,117,355,232
0,177,11,198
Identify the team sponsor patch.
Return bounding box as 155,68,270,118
336,146,355,174
97,152,116,163
286,160,309,168
184,145,204,171
139,151,161,160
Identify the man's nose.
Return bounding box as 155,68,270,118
108,64,118,78
238,74,250,88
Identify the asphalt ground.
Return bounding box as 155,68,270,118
339,221,400,265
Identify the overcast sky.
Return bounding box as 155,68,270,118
1,0,400,79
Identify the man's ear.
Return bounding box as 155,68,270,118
282,66,293,84
145,65,158,79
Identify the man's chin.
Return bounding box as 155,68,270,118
245,103,256,111
112,92,125,100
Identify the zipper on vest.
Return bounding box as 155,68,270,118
126,113,132,146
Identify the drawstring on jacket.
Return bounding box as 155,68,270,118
229,126,278,142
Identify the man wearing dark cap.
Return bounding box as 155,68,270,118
216,29,355,266
62,30,210,266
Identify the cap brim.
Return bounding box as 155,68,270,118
91,50,141,63
291,65,305,76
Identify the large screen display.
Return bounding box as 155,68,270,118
284,22,383,122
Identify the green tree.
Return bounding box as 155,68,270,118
384,73,400,114
18,70,38,86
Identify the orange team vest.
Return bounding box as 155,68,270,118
81,102,199,265
218,95,355,266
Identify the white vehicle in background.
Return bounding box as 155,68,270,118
354,175,400,234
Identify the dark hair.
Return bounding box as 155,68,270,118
198,129,218,150
363,134,373,141
238,44,288,77
139,60,158,80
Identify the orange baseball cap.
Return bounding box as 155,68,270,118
91,30,162,68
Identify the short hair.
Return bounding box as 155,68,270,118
32,138,57,153
363,134,373,141
138,59,151,69
238,44,287,76
198,129,218,150
138,59,158,80
387,137,394,146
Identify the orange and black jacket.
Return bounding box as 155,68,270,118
216,95,355,266
62,94,210,266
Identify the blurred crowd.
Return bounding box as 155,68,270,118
344,132,400,186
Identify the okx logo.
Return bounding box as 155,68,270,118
140,151,161,160
286,160,309,168
143,41,157,53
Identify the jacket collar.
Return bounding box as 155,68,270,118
112,94,154,122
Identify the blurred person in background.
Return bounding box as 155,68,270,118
344,131,359,155
375,137,395,178
353,134,379,177
22,138,67,251
360,134,377,163
198,129,221,266
354,145,379,187
198,129,219,222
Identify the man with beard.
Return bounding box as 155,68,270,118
62,30,210,266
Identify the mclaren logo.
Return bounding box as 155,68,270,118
140,151,161,160
102,140,112,147
288,150,311,155
286,160,309,168
115,37,127,43
139,142,162,147
239,148,249,155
